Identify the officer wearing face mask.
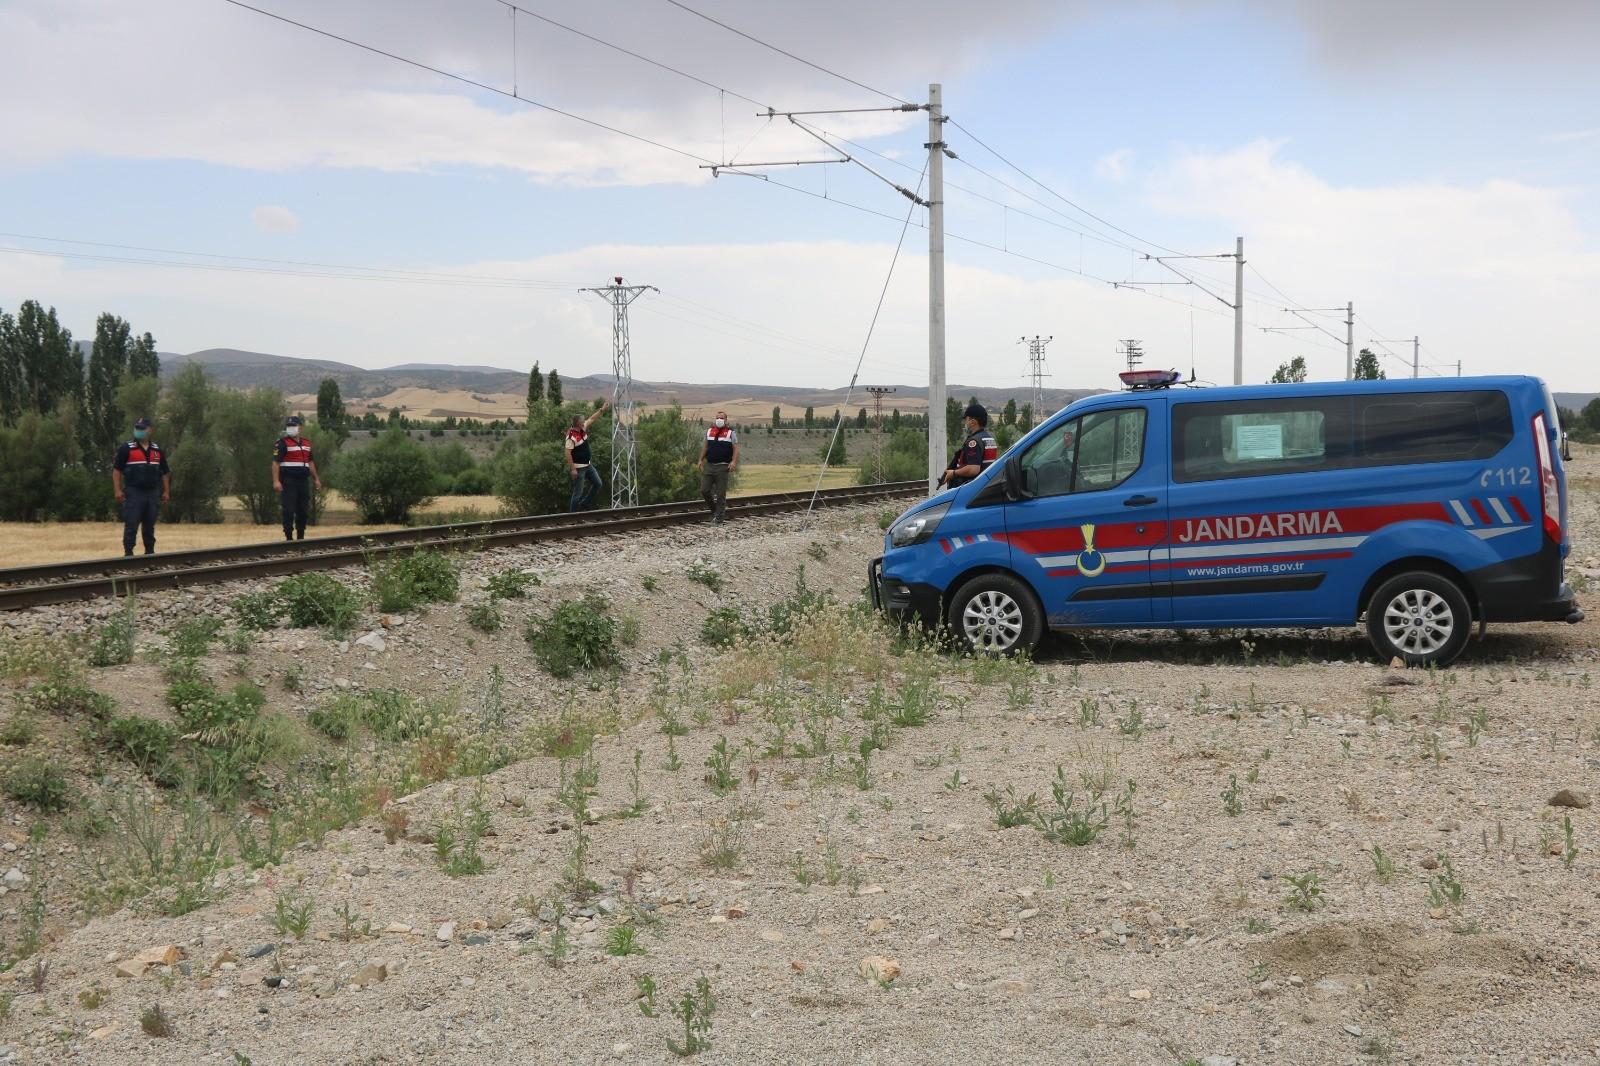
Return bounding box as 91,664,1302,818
272,415,322,541
112,416,170,556
697,410,740,524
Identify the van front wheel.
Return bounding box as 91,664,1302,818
1364,571,1472,667
947,573,1044,657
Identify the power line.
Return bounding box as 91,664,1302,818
219,0,716,165
660,0,911,106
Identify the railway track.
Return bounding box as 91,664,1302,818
0,481,923,612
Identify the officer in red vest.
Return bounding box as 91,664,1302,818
697,410,740,524
565,399,610,512
111,416,170,556
937,403,999,490
272,416,322,541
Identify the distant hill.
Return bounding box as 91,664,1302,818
1555,393,1595,414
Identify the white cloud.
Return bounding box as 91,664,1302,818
252,205,299,233
1094,148,1134,183
1141,140,1600,386
0,0,1062,185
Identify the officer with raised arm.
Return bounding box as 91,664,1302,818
565,399,610,512
272,415,322,541
111,416,169,556
937,403,998,490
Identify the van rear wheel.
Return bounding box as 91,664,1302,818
947,573,1044,657
1364,571,1472,667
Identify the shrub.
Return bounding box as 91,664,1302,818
19,678,114,719
451,467,493,495
0,716,38,747
104,716,178,773
230,590,279,631
169,617,223,657
486,569,539,599
700,607,751,648
336,428,436,523
275,573,362,633
467,601,503,632
369,549,460,613
308,695,362,741
361,689,442,742
527,596,618,677
89,595,138,667
3,756,70,810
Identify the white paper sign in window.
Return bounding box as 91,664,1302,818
1234,423,1284,461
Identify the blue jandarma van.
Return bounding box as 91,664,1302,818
871,373,1581,666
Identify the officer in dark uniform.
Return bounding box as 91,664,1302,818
272,415,322,541
111,416,170,556
937,403,999,490
697,410,740,524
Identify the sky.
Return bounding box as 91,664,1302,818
1,0,1597,392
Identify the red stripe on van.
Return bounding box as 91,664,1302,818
1509,497,1531,522
1470,499,1492,524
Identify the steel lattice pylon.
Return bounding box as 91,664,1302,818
581,276,656,509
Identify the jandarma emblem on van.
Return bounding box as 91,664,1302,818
1177,510,1343,544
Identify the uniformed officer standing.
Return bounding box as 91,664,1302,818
697,410,740,524
272,415,322,541
937,403,998,490
111,416,170,557
565,399,610,512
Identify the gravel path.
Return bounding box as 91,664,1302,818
2,461,1597,1066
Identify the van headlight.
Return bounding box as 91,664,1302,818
889,502,951,547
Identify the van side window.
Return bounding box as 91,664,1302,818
1173,398,1347,483
1355,390,1511,464
1020,407,1146,498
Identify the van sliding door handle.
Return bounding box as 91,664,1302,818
1123,494,1158,507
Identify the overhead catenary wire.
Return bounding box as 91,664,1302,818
807,162,927,515
219,0,717,165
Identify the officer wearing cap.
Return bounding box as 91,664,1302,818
937,403,998,490
112,417,170,556
272,416,322,541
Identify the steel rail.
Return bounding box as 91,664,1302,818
0,481,922,612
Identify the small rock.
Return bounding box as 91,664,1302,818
725,906,747,919
997,927,1017,941
246,944,275,959
1017,908,1039,921
854,884,886,897
1128,988,1152,1001
1200,1057,1238,1066
263,975,284,989
760,929,785,943
353,962,387,985
857,956,900,985
1343,1024,1364,1037
384,923,412,935
1110,920,1131,937
1549,788,1592,809
436,922,455,943
1420,855,1440,871
355,631,387,652
487,911,513,930
865,918,890,934
595,897,622,916
463,935,489,947
1,868,25,887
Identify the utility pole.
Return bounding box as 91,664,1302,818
1412,336,1419,380
1232,236,1245,385
1119,339,1143,373
1456,360,1462,376
866,386,896,484
1020,335,1052,424
580,276,657,509
1345,302,1354,381
927,83,947,495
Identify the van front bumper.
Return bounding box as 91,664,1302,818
869,556,942,627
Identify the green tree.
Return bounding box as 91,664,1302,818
945,396,963,447
856,407,868,429
771,405,780,430
85,313,132,467
527,361,544,414
0,413,74,520
213,386,287,524
890,408,901,432
336,427,435,523
635,404,700,505
803,405,814,430
547,369,563,407
1582,397,1600,434
127,331,160,379
316,377,347,431
491,400,611,515
818,414,848,466
1353,348,1385,381
159,362,224,523
1003,398,1017,426
856,427,927,485
0,308,19,425
12,301,77,417
1269,356,1308,384
1019,402,1034,432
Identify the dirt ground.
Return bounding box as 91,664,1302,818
0,450,1597,1065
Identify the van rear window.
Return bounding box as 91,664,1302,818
1355,391,1511,464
